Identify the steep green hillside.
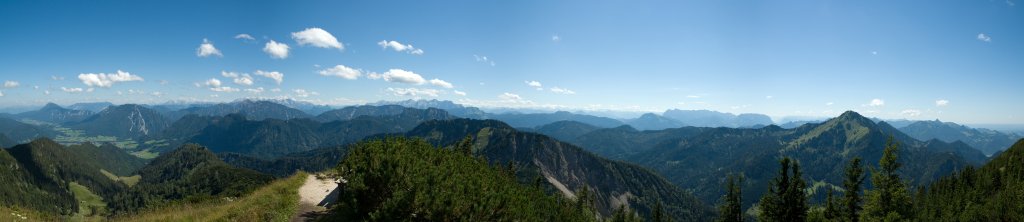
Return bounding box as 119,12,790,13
325,137,594,221
914,139,1024,221
67,104,171,139
108,144,274,214
404,119,714,221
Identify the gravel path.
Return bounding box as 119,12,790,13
290,174,339,222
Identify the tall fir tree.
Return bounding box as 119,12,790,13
718,174,744,222
758,157,808,222
861,136,913,221
842,157,865,222
824,189,839,220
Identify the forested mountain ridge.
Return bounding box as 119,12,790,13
108,144,273,214
67,104,171,139
621,111,984,209
14,102,94,124
401,119,714,220
914,139,1024,220
900,119,1021,156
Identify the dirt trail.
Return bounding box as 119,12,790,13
290,174,339,222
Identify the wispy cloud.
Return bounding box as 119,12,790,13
293,89,319,98
78,70,143,88
525,80,542,89
221,71,253,86
552,35,561,42
935,99,949,107
977,33,992,42
3,81,19,88
234,33,255,41
453,90,467,96
377,40,423,55
254,70,284,85
474,55,495,66
901,109,922,117
550,87,576,95
429,79,453,88
387,87,439,97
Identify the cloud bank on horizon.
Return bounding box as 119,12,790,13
0,1,1021,124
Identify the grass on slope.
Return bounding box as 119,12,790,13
113,172,307,222
99,169,141,187
69,182,106,220
0,206,60,222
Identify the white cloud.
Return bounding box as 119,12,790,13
429,79,454,88
151,91,163,97
51,75,64,80
552,35,560,42
254,70,284,85
377,40,423,55
826,102,834,106
387,87,440,97
292,28,343,50
0,90,3,97
901,109,922,117
453,90,467,96
318,65,362,80
1008,0,1016,6
380,69,426,85
293,89,319,98
245,87,265,94
204,78,222,87
3,81,19,88
499,92,522,100
765,95,773,99
550,87,576,95
525,80,542,88
687,95,700,98
263,40,290,59
197,38,223,57
872,51,878,55
977,33,992,42
935,99,950,107
44,90,50,95
868,98,885,107
222,71,254,86
234,33,255,41
474,55,496,66
78,70,144,88
210,86,239,92
61,87,86,93
271,88,282,92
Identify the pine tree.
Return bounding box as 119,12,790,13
842,157,865,222
758,157,808,222
824,189,839,220
652,200,670,222
718,174,744,222
861,136,913,221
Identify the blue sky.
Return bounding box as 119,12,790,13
0,0,1021,124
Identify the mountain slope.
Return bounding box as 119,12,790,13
900,120,1021,155
168,99,311,121
402,119,714,220
914,139,1024,220
489,111,625,128
67,102,114,113
661,109,773,127
533,120,602,142
108,144,273,214
67,104,171,139
0,139,135,215
370,99,488,118
15,103,94,124
0,117,57,143
314,105,408,122
182,107,454,159
628,111,983,209
627,113,685,131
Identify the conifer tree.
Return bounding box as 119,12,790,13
861,136,913,221
718,174,744,222
758,157,808,222
842,157,865,222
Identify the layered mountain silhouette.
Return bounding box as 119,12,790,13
67,104,171,139
14,103,94,124
900,120,1021,155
